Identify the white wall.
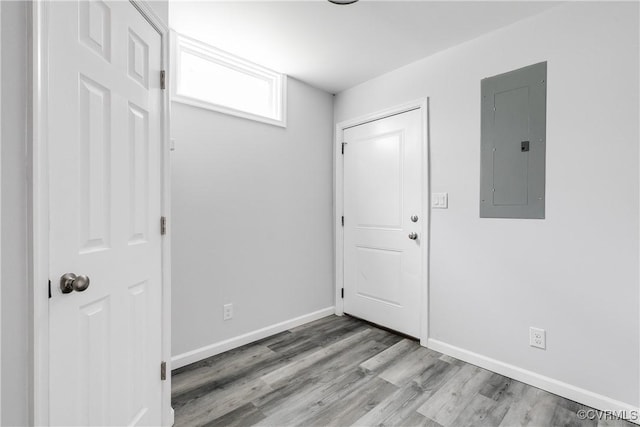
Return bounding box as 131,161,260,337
170,78,335,359
147,0,168,25
1,2,30,424
335,1,639,408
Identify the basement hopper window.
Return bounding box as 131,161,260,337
171,32,287,127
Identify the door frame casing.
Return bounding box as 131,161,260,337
30,1,172,425
334,98,430,346
0,3,3,421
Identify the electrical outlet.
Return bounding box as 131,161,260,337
529,327,546,349
223,303,233,321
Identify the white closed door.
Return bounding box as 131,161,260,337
47,1,163,425
343,109,423,338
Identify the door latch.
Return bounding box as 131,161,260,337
521,140,530,152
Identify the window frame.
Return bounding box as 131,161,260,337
171,31,287,127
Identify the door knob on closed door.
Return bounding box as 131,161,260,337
60,273,91,294
410,215,419,222
408,232,418,240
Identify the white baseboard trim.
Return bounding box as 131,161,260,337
427,338,640,424
171,307,335,370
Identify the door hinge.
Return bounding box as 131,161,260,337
48,280,52,299
341,142,347,155
161,216,167,235
341,216,344,227
160,70,166,90
341,288,344,299
160,361,167,380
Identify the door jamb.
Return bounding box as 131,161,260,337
334,98,430,346
0,3,3,421
30,1,172,424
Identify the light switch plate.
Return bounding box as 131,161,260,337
432,192,448,209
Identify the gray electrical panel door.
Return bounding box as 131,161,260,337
480,62,546,219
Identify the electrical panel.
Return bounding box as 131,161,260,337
480,62,547,219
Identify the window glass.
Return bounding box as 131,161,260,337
172,33,286,127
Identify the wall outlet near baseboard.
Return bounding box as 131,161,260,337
529,327,546,349
223,303,233,321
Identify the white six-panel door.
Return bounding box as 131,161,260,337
47,1,163,425
343,109,423,338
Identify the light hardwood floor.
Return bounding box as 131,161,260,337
172,315,633,427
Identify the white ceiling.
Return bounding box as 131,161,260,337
169,1,560,93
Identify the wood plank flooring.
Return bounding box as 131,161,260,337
172,315,633,427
